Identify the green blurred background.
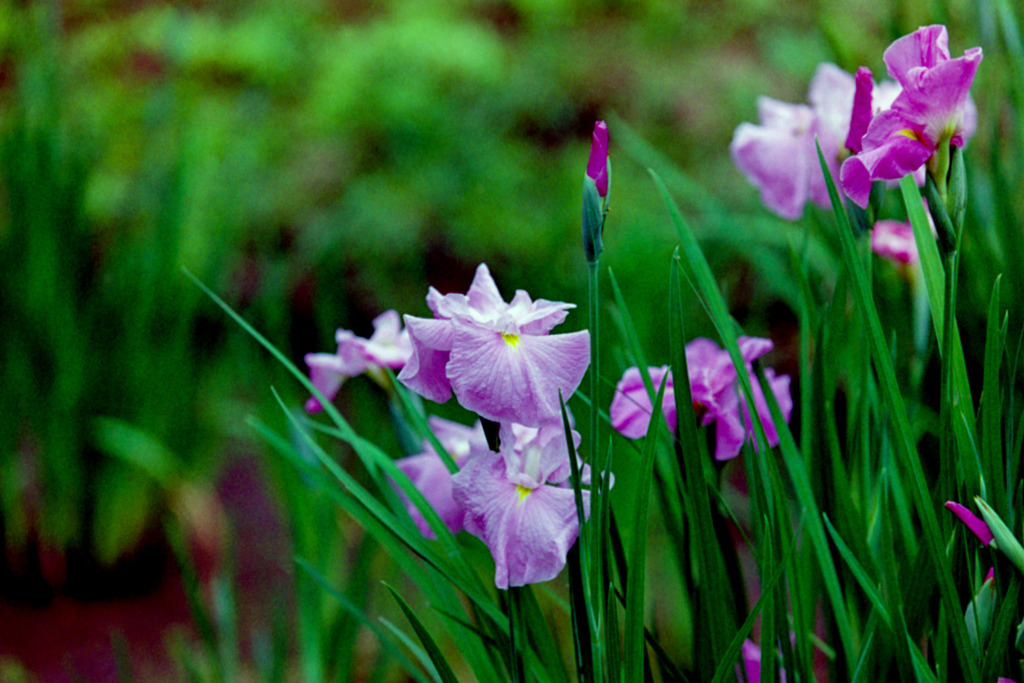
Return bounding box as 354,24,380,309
0,0,1017,679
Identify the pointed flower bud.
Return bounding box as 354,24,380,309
587,121,609,197
945,500,994,546
582,121,610,264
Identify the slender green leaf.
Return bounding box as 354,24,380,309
624,372,668,680
385,583,461,683
819,143,979,683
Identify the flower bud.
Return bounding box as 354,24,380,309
582,121,610,264
587,121,609,197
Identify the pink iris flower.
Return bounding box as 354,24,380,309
841,25,982,207
730,63,855,220
303,310,412,413
944,501,994,546
393,417,489,539
609,337,792,460
397,264,590,427
451,422,591,589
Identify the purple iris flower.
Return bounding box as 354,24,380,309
303,310,412,413
393,417,489,539
841,25,982,207
398,264,590,427
609,337,792,460
730,63,855,220
945,501,994,546
451,422,591,589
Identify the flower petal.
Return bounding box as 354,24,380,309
453,451,588,589
447,321,590,426
730,101,815,221
945,501,994,546
609,366,676,439
396,316,454,404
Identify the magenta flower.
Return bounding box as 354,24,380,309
609,337,792,460
945,501,994,546
303,310,413,413
871,219,919,265
451,422,591,589
841,25,982,208
587,121,610,197
730,63,854,220
393,417,489,539
397,264,590,427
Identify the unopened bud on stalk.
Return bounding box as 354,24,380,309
582,121,610,264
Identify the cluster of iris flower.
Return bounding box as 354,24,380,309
731,25,981,267
304,264,593,588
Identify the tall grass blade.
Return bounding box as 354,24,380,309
818,142,980,683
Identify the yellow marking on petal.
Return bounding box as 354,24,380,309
502,332,520,348
898,129,923,141
515,485,532,505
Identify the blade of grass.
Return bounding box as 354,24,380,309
384,582,461,683
819,143,979,683
653,169,855,670
623,372,668,680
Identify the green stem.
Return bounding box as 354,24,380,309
586,258,604,681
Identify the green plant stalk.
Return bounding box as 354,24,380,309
939,248,959,510
586,258,606,676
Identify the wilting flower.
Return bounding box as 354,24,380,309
303,310,412,413
451,422,592,589
841,25,982,207
945,500,994,546
730,63,855,220
398,264,590,427
393,417,488,539
609,337,792,460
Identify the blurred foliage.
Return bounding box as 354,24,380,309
1,0,1022,677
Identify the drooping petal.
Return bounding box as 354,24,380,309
447,320,590,426
945,501,994,546
394,449,467,539
452,451,588,589
712,385,748,460
741,368,793,451
303,353,350,413
609,366,676,439
397,316,454,404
